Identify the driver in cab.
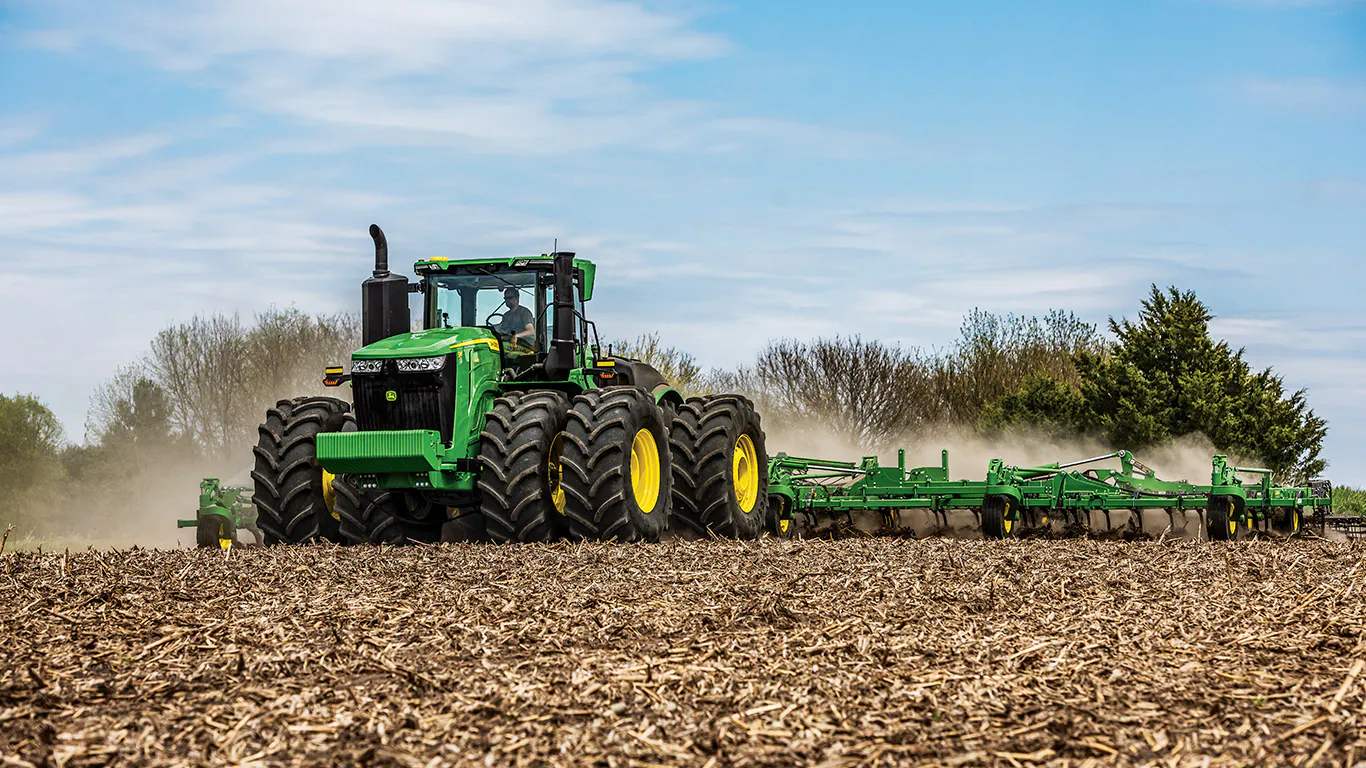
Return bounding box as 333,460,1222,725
495,287,535,345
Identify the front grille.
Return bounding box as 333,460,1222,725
353,361,456,442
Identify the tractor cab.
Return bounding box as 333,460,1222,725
415,256,594,377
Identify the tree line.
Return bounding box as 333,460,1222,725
617,286,1327,482
1,309,359,540
0,286,1338,539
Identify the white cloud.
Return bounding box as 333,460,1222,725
26,0,871,155
1,134,172,180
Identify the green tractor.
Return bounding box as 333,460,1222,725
249,225,771,545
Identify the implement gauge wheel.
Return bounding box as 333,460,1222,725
196,515,235,549
767,494,796,539
1273,506,1303,536
982,495,1019,540
478,391,571,544
1207,497,1241,542
560,387,671,543
669,395,768,540
251,396,354,545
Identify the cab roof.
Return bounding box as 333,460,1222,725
413,255,597,301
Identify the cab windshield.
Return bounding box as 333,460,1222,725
425,269,542,357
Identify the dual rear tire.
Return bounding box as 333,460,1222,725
669,395,768,539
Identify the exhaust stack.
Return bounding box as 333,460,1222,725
544,251,577,378
361,224,412,345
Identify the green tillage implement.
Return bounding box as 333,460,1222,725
766,450,1333,541
177,478,263,549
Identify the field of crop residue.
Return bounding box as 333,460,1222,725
2,539,1364,767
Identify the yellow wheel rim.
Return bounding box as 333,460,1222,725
322,468,340,521
548,434,566,514
1228,519,1237,537
1002,501,1013,535
733,434,759,513
1292,512,1300,533
630,428,661,512
778,518,790,534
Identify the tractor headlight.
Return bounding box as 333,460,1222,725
351,359,384,375
396,356,447,373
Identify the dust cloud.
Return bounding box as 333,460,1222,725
5,452,251,552
766,419,1262,484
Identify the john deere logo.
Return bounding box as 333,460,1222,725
385,390,398,402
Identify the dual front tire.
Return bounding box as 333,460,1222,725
251,397,354,545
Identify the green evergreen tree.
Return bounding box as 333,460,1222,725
988,286,1326,481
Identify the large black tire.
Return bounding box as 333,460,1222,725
196,515,235,549
561,387,671,543
982,495,1019,540
669,395,768,539
1207,497,1237,542
251,397,352,545
335,484,445,545
478,392,571,544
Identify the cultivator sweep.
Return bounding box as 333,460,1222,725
766,450,1333,541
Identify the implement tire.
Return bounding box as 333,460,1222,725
478,391,571,544
561,387,670,543
335,484,445,545
251,396,352,545
982,495,1019,540
1272,506,1303,536
196,515,235,549
1207,497,1238,542
768,494,796,539
669,394,768,540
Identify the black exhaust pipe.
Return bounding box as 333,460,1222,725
544,251,577,379
361,224,411,345
370,224,389,275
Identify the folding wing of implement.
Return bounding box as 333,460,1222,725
766,450,1333,541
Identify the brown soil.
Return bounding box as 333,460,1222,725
2,539,1363,767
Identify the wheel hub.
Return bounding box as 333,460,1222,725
733,434,758,513
630,428,661,512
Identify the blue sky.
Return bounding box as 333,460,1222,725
2,0,1364,481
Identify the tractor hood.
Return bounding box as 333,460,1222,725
351,327,500,359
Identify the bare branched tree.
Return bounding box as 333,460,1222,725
738,337,934,448
98,308,361,459
608,332,707,396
